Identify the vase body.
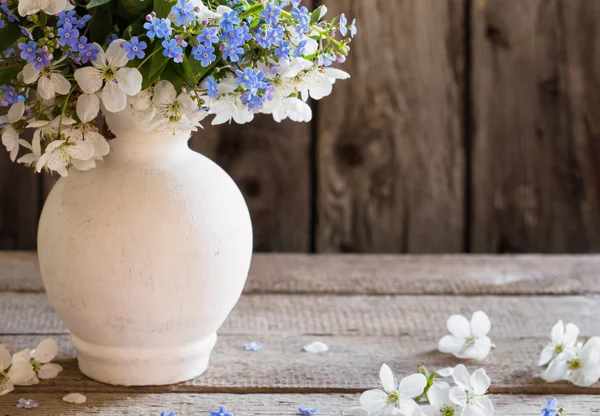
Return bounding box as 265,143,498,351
37,109,253,386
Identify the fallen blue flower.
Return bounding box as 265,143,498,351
299,408,318,415
211,406,233,416
243,342,264,351
541,398,562,416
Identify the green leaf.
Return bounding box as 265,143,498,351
154,0,177,18
309,6,324,25
176,55,198,86
87,4,113,45
161,61,185,92
0,24,23,54
139,45,170,89
0,67,21,86
123,20,144,40
86,0,112,9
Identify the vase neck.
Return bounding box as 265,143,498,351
103,109,192,164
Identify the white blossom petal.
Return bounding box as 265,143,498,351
153,80,178,106
448,386,467,407
63,392,87,404
438,335,464,354
77,94,100,123
399,374,427,399
470,368,491,395
50,73,71,96
379,364,395,393
0,382,14,396
303,341,329,353
8,101,25,123
22,64,41,84
34,339,59,364
74,66,104,94
116,67,142,96
551,321,565,344
446,315,471,338
102,82,127,113
8,361,36,385
105,39,129,68
451,364,471,390
359,389,389,415
0,346,11,371
563,323,580,346
470,311,491,337
38,76,56,100
38,363,63,379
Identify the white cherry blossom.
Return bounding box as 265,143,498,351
0,101,26,161
74,40,142,113
22,59,71,101
420,382,462,416
542,337,600,387
17,136,42,167
65,94,109,171
303,67,350,101
448,365,494,416
359,364,427,416
438,311,493,361
0,345,37,395
18,0,73,16
13,339,63,381
142,80,206,132
538,320,579,366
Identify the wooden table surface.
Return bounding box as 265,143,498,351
1,252,599,415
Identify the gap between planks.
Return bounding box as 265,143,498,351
1,252,600,296
0,393,598,416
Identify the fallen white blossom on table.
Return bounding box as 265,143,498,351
0,345,36,395
542,336,600,387
438,311,493,361
63,392,87,404
359,364,427,416
538,321,600,387
538,320,579,366
348,364,494,416
303,342,329,353
13,339,63,380
445,364,494,416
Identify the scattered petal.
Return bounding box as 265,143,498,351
303,341,329,353
298,408,318,415
62,393,87,404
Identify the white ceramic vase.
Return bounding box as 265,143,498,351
37,108,253,386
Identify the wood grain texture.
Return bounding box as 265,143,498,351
2,292,598,339
1,334,600,395
3,252,600,296
471,0,600,253
189,120,312,252
0,159,39,250
0,393,595,416
316,0,466,253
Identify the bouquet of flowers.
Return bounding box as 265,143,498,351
0,0,355,176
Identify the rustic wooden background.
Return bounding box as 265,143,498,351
1,0,599,253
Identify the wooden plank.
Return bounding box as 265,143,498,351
1,334,600,395
189,120,312,252
316,0,466,253
471,0,600,253
0,393,595,416
1,292,598,339
0,158,39,250
2,252,600,295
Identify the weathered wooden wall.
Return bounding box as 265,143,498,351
1,0,599,253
